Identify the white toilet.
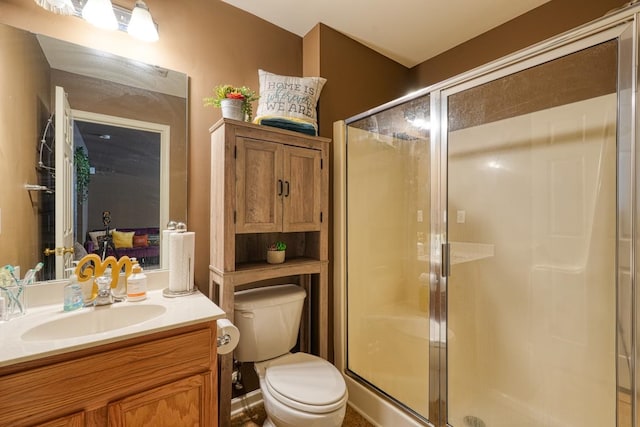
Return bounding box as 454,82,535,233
233,284,348,427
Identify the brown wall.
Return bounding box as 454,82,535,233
0,24,50,271
0,0,302,289
410,0,628,89
307,23,410,138
0,0,630,293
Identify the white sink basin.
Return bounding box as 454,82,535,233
21,304,167,341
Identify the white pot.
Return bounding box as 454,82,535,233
220,98,244,121
267,250,285,264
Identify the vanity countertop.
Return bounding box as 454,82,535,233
0,275,225,368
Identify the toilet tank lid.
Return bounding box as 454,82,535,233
234,284,306,310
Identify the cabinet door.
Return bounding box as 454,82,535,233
107,373,212,427
236,138,283,233
283,146,322,232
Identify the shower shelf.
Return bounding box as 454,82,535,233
449,241,494,265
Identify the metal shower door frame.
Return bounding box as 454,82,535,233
428,10,637,427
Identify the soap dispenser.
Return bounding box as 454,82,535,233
63,270,84,311
127,264,147,302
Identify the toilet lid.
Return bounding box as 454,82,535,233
264,353,347,413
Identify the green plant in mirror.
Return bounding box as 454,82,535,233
75,147,91,202
203,84,259,121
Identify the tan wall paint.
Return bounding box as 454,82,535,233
0,0,302,289
311,23,410,139
0,0,629,296
410,0,628,88
0,24,50,271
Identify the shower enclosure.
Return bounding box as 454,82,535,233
334,5,637,427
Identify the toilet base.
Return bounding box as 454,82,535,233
263,418,276,427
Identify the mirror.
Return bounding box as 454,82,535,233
0,22,188,282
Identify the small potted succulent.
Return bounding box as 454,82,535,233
203,84,259,121
267,241,287,264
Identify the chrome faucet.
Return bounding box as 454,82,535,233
91,275,124,306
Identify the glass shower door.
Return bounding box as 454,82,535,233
445,39,620,427
345,95,432,421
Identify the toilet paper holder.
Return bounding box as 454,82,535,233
217,333,232,347
216,318,239,355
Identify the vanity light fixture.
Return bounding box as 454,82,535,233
127,1,159,42
33,0,75,15
81,0,118,31
55,0,161,42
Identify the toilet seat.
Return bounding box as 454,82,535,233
263,353,347,414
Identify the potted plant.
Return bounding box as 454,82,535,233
267,241,286,264
203,84,259,121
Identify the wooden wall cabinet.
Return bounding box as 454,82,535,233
0,323,217,427
208,119,330,426
236,137,322,233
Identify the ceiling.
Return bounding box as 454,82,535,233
222,0,552,68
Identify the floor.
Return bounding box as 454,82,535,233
230,402,375,427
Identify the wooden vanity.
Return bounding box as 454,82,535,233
0,282,224,427
0,322,217,426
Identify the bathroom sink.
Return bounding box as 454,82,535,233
21,304,167,341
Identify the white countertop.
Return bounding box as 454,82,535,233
0,272,225,367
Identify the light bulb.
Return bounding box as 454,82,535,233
82,0,118,31
127,1,159,42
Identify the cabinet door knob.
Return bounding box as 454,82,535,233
284,181,290,197
278,179,283,196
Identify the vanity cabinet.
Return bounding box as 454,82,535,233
0,322,217,427
209,119,330,426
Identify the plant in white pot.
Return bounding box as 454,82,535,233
203,84,259,121
267,241,286,264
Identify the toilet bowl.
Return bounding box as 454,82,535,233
233,284,348,427
256,353,347,427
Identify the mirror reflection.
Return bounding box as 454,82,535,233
0,22,188,282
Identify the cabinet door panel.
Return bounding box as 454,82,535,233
108,373,211,427
236,138,283,233
283,146,322,232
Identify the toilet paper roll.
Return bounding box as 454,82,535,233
161,229,177,269
216,318,240,355
169,231,195,292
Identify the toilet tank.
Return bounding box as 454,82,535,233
233,284,306,362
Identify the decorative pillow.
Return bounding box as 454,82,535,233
253,69,327,136
147,234,161,246
133,234,149,247
112,231,135,249
88,229,116,246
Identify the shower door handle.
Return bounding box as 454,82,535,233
442,243,450,277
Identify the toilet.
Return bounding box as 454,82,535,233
233,284,348,427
